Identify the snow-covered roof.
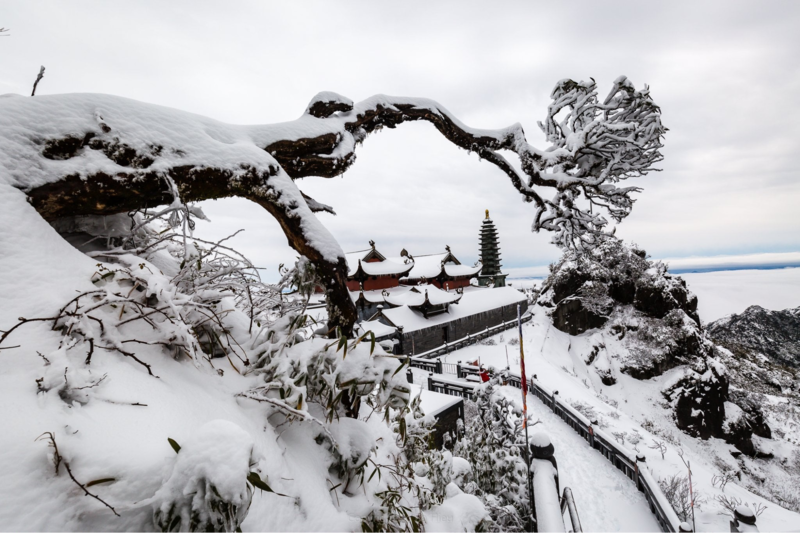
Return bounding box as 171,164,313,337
373,286,527,333
444,263,482,278
401,250,481,281
409,384,463,417
404,252,449,279
384,285,462,307
345,249,412,278
358,320,397,339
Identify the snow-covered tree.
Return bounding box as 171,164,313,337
0,78,666,335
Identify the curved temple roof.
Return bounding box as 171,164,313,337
383,285,462,307
345,248,413,278
402,251,481,281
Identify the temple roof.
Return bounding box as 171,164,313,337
352,284,461,307
384,285,462,307
345,247,413,278
369,286,528,333
402,250,481,280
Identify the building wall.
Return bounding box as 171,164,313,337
432,400,464,450
401,300,528,355
346,275,400,292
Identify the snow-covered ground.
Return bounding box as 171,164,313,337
419,307,800,532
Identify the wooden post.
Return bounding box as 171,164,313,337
427,372,434,392
436,358,443,374
406,368,413,384
635,453,645,490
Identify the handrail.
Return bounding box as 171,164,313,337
560,487,582,533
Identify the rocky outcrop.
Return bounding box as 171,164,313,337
661,356,768,456
540,239,699,337
549,297,607,336
540,239,777,455
708,305,800,368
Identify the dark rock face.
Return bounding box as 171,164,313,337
728,389,771,439
664,358,728,441
634,281,699,323
551,298,607,336
662,354,776,456
541,239,700,336
708,305,800,368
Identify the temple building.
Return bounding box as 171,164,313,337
336,211,527,356
477,210,507,287
400,246,482,289
345,240,414,291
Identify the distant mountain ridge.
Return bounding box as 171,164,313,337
708,305,800,368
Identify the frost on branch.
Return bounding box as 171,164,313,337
1,77,664,334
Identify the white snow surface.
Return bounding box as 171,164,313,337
376,286,527,334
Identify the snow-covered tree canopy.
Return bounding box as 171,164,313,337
0,77,665,335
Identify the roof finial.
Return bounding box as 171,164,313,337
369,239,375,249
485,209,490,219
445,244,451,253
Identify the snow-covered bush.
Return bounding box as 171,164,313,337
1,204,430,531
151,420,255,532
657,473,703,523
454,378,532,531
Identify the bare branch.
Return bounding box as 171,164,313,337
31,66,45,96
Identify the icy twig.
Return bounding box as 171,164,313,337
63,462,120,517
31,65,45,96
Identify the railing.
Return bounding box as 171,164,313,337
504,371,683,532
560,487,583,533
410,312,533,359
427,374,478,400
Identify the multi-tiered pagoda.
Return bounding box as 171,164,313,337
477,210,507,287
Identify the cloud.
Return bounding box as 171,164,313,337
2,0,799,281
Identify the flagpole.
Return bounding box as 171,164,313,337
518,304,534,527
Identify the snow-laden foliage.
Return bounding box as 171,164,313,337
1,202,484,531
454,378,532,532
151,420,255,532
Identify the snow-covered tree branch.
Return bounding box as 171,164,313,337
0,77,665,335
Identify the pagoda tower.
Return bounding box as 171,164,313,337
477,210,507,287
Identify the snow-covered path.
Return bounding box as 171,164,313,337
502,388,661,532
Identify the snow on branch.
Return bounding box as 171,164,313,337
0,77,664,333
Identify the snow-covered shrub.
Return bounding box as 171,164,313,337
570,400,597,421
152,420,255,532
658,473,703,523
454,378,531,531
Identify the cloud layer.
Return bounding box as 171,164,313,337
2,0,798,281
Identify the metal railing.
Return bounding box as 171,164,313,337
427,374,478,399
560,487,583,533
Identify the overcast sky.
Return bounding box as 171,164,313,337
2,1,799,281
